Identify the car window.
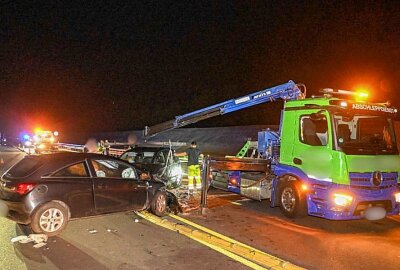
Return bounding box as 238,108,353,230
141,152,155,164
6,158,43,177
129,151,155,164
53,162,88,177
300,116,328,146
92,159,137,179
121,151,137,164
121,151,156,164
154,151,166,164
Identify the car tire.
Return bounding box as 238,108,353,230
279,180,307,218
30,201,69,237
150,191,167,217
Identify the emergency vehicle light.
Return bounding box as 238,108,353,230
321,88,368,100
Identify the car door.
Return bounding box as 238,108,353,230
90,158,148,214
47,161,95,218
291,111,335,182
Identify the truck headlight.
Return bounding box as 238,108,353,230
395,192,400,203
333,193,353,207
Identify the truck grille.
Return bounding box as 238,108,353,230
349,172,398,188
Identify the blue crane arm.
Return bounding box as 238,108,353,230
144,80,305,138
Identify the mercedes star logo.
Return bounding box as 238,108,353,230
372,171,383,186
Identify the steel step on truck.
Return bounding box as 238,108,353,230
144,81,400,220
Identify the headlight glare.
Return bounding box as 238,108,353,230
395,192,400,203
333,193,353,207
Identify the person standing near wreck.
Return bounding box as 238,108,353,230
176,141,202,193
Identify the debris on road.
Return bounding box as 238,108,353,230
134,218,140,223
33,242,47,249
175,191,200,213
87,229,98,234
11,235,29,243
106,228,118,233
11,234,48,248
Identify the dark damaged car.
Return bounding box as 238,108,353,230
0,153,175,236
120,146,182,189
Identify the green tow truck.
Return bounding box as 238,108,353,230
145,81,400,220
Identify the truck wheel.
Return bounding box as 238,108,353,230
30,202,69,237
279,181,307,218
150,191,167,217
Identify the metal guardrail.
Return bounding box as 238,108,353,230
57,143,85,153
56,141,188,158
108,148,125,157
56,143,126,157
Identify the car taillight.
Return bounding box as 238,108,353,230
13,183,36,195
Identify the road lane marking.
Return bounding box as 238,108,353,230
136,211,265,270
137,211,304,270
169,213,303,270
231,201,242,205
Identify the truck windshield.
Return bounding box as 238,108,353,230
333,114,398,155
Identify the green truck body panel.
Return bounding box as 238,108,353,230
279,97,400,186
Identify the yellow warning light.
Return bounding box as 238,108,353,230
355,91,369,99
34,127,42,134
301,184,308,191
353,86,370,101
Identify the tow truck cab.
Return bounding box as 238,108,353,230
275,97,400,219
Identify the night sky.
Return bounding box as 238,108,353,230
1,1,399,139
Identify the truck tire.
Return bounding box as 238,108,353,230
279,180,307,218
30,201,69,237
150,191,167,217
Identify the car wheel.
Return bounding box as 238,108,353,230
30,202,69,237
150,191,167,217
279,181,307,218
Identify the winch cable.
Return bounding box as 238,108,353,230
157,140,174,178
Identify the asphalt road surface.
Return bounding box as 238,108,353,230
0,146,247,270
1,146,400,270
186,193,400,270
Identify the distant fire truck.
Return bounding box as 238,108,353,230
33,130,58,154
